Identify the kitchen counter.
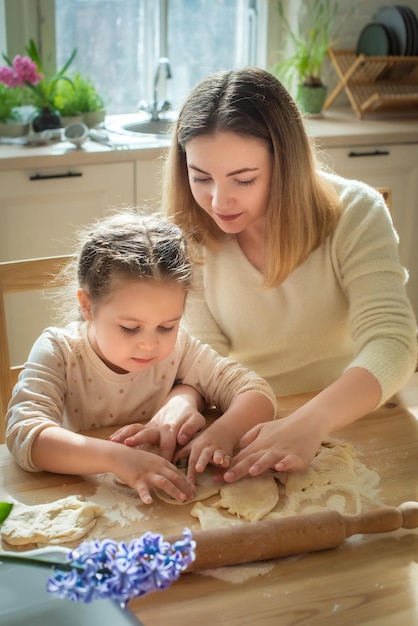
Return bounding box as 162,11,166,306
1,376,418,626
1,108,418,172
0,131,169,171
303,107,418,148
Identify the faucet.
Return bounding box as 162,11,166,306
138,57,172,121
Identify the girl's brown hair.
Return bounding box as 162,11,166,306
51,209,192,324
163,67,340,287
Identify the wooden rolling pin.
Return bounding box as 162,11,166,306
167,501,418,571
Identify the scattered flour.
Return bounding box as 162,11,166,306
197,561,276,583
84,473,146,537
269,440,382,518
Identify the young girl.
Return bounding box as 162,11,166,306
163,67,417,480
5,210,276,502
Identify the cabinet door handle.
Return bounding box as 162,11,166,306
348,150,390,158
29,172,83,181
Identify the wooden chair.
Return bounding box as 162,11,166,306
377,187,391,212
0,255,73,443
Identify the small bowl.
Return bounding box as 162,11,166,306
64,121,89,147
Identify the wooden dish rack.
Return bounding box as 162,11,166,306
324,48,418,118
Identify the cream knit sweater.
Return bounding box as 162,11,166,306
182,172,417,400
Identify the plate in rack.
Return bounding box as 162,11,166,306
373,5,407,55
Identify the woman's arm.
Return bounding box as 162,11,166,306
223,366,381,481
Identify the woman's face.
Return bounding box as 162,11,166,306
185,131,273,236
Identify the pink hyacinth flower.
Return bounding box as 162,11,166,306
0,66,20,87
12,55,43,85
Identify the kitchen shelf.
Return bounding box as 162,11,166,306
324,49,418,118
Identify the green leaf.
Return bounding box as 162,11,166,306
58,48,77,77
0,502,13,524
25,38,42,68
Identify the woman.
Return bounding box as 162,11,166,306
163,67,417,480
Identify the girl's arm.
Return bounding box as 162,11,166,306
31,426,195,504
223,367,381,481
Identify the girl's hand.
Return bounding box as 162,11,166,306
222,413,324,483
111,445,195,505
176,425,235,483
110,386,207,461
110,407,206,461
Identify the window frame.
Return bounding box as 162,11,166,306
3,0,270,78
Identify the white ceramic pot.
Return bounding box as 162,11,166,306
0,122,30,137
83,110,106,128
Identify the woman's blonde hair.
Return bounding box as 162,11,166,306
163,67,340,287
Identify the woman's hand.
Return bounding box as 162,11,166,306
223,368,382,482
110,384,207,461
222,412,324,482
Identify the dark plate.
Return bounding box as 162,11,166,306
356,22,392,56
373,5,407,55
400,5,418,55
397,5,414,55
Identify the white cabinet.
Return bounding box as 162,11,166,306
0,162,135,364
320,143,418,318
0,162,135,260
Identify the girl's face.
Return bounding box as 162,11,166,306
79,279,185,374
185,131,273,236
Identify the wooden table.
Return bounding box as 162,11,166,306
1,377,418,626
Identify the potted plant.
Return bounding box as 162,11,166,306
53,78,83,126
0,83,32,136
272,0,341,115
71,73,106,127
54,72,106,127
0,39,76,131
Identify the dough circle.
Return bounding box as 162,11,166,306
154,466,220,505
215,474,279,522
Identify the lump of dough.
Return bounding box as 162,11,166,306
1,495,104,546
214,474,279,522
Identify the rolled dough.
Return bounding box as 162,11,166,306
214,474,279,522
191,502,243,529
154,466,221,505
276,439,355,492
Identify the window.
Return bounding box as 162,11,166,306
42,0,267,115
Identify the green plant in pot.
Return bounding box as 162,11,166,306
72,73,106,127
54,72,106,126
272,0,340,115
53,77,83,123
0,38,76,131
0,83,32,136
